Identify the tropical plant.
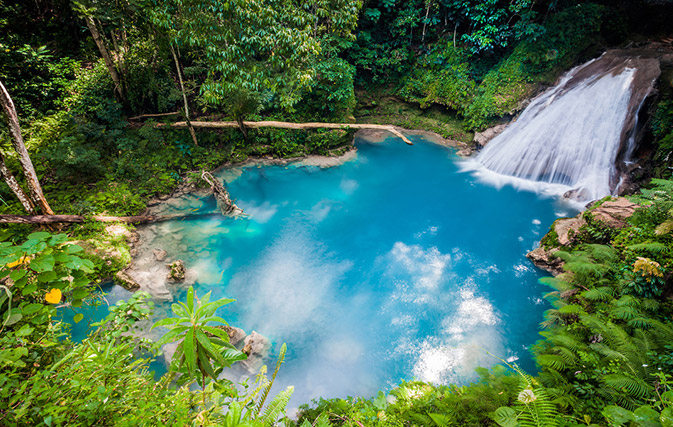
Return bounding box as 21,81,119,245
152,286,247,387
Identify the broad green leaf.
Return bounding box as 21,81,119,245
72,288,89,300
37,271,58,282
15,324,34,337
151,317,180,329
171,303,188,318
602,405,634,424
9,269,27,281
30,255,55,273
65,244,84,254
195,329,226,366
156,326,190,345
27,231,51,241
197,346,218,380
633,406,661,427
21,284,37,296
187,286,194,313
184,328,196,377
48,234,68,246
492,406,518,427
221,348,247,365
73,313,84,324
22,303,44,315
5,312,22,326
197,297,235,318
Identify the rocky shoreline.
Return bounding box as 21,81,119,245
526,197,641,275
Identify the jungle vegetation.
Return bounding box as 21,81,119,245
1,0,673,425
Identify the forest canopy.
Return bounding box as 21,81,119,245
1,0,673,425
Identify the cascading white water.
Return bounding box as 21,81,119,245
462,52,660,204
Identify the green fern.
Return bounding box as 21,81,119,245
602,374,652,400
627,242,668,254
257,386,294,426
254,343,287,417
581,286,614,301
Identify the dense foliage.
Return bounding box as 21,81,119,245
1,0,673,426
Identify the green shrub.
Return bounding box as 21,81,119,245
464,3,605,130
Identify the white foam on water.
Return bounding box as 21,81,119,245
461,62,639,203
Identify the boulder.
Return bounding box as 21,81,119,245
473,124,508,148
587,197,640,228
153,249,168,261
167,260,186,281
221,325,247,347
527,246,564,276
115,269,141,291
240,331,271,374
554,217,586,246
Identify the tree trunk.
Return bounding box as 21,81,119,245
85,15,126,102
0,151,36,214
169,43,199,146
235,115,248,140
165,120,414,145
0,79,54,215
421,1,432,45
0,212,218,224
201,171,244,216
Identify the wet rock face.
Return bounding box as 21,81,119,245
473,124,508,148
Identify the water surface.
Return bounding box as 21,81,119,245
78,135,574,407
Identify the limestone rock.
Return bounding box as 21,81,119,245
240,331,271,373
167,260,186,281
153,249,167,261
222,325,247,347
527,246,564,276
473,124,507,148
115,269,141,291
554,217,586,246
588,197,640,228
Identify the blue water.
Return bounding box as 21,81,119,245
73,135,575,407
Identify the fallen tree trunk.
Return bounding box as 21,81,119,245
166,120,414,145
0,213,220,224
129,112,180,121
201,171,244,217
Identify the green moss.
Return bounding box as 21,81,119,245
540,218,562,249
464,4,605,130
354,90,473,143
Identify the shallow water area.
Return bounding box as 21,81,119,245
85,135,577,408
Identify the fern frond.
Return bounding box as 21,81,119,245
610,305,640,321
516,386,560,427
586,244,619,264
627,317,655,330
258,386,294,426
627,242,668,254
537,354,568,371
655,220,673,235
602,374,652,400
581,286,614,301
255,343,287,416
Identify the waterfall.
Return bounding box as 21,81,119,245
463,51,661,204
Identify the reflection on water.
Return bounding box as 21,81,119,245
75,136,576,409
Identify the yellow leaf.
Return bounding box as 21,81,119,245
45,288,62,304
7,256,28,268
